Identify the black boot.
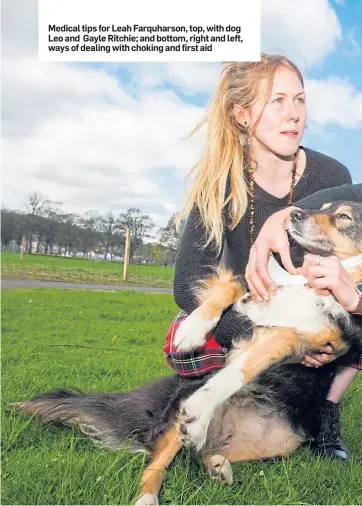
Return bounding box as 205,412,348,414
312,400,349,460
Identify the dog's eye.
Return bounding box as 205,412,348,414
336,213,352,221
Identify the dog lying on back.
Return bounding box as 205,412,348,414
173,201,362,452
10,201,362,506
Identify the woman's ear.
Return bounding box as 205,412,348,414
233,104,250,127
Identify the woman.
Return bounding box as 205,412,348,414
163,54,353,457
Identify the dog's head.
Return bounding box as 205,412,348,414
288,201,362,260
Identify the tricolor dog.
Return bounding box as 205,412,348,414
10,201,362,506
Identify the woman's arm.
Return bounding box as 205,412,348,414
300,254,360,312
173,204,253,347
245,183,362,299
299,253,362,367
244,182,362,366
173,204,224,315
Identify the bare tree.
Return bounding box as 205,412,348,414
118,208,155,262
159,213,185,252
97,212,120,260
25,192,45,253
78,211,101,257
37,200,63,254
57,213,80,255
1,209,26,248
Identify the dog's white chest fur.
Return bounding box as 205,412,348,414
236,285,346,333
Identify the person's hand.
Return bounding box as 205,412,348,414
300,253,359,367
245,206,300,302
299,254,360,312
301,344,336,368
302,342,347,367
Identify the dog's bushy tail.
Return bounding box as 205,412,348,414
10,388,133,449
9,375,207,451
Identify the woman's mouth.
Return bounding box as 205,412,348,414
281,131,298,138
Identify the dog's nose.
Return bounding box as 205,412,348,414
290,209,306,223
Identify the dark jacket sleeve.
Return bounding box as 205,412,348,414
173,204,224,315
295,184,362,209
173,204,253,347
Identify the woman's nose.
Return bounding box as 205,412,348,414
285,101,299,122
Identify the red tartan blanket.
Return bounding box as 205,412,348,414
163,310,227,376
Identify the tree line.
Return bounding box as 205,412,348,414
1,193,185,264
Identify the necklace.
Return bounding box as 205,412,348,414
247,149,299,246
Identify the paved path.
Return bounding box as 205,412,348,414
1,276,173,293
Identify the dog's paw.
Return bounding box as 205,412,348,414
135,493,159,506
173,312,219,351
207,455,233,485
177,394,212,451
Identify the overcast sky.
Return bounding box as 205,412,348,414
1,0,362,232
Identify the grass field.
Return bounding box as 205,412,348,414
2,288,362,505
1,252,174,287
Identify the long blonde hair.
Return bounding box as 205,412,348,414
177,53,304,254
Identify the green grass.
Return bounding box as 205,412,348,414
1,252,174,287
2,289,362,505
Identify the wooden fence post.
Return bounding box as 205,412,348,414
123,228,131,281
20,236,25,261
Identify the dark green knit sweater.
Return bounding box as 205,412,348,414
173,146,355,347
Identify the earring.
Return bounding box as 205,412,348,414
244,122,251,146
239,128,251,147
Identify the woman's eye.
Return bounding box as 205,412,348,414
273,97,305,104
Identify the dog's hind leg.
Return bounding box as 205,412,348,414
214,426,302,465
203,454,233,485
136,425,181,506
177,327,303,450
202,410,303,480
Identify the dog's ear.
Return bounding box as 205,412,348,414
320,202,332,210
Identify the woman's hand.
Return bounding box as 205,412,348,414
245,206,300,302
301,344,336,368
246,213,360,367
300,253,360,367
299,254,360,312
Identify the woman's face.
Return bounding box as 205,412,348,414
237,66,307,158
